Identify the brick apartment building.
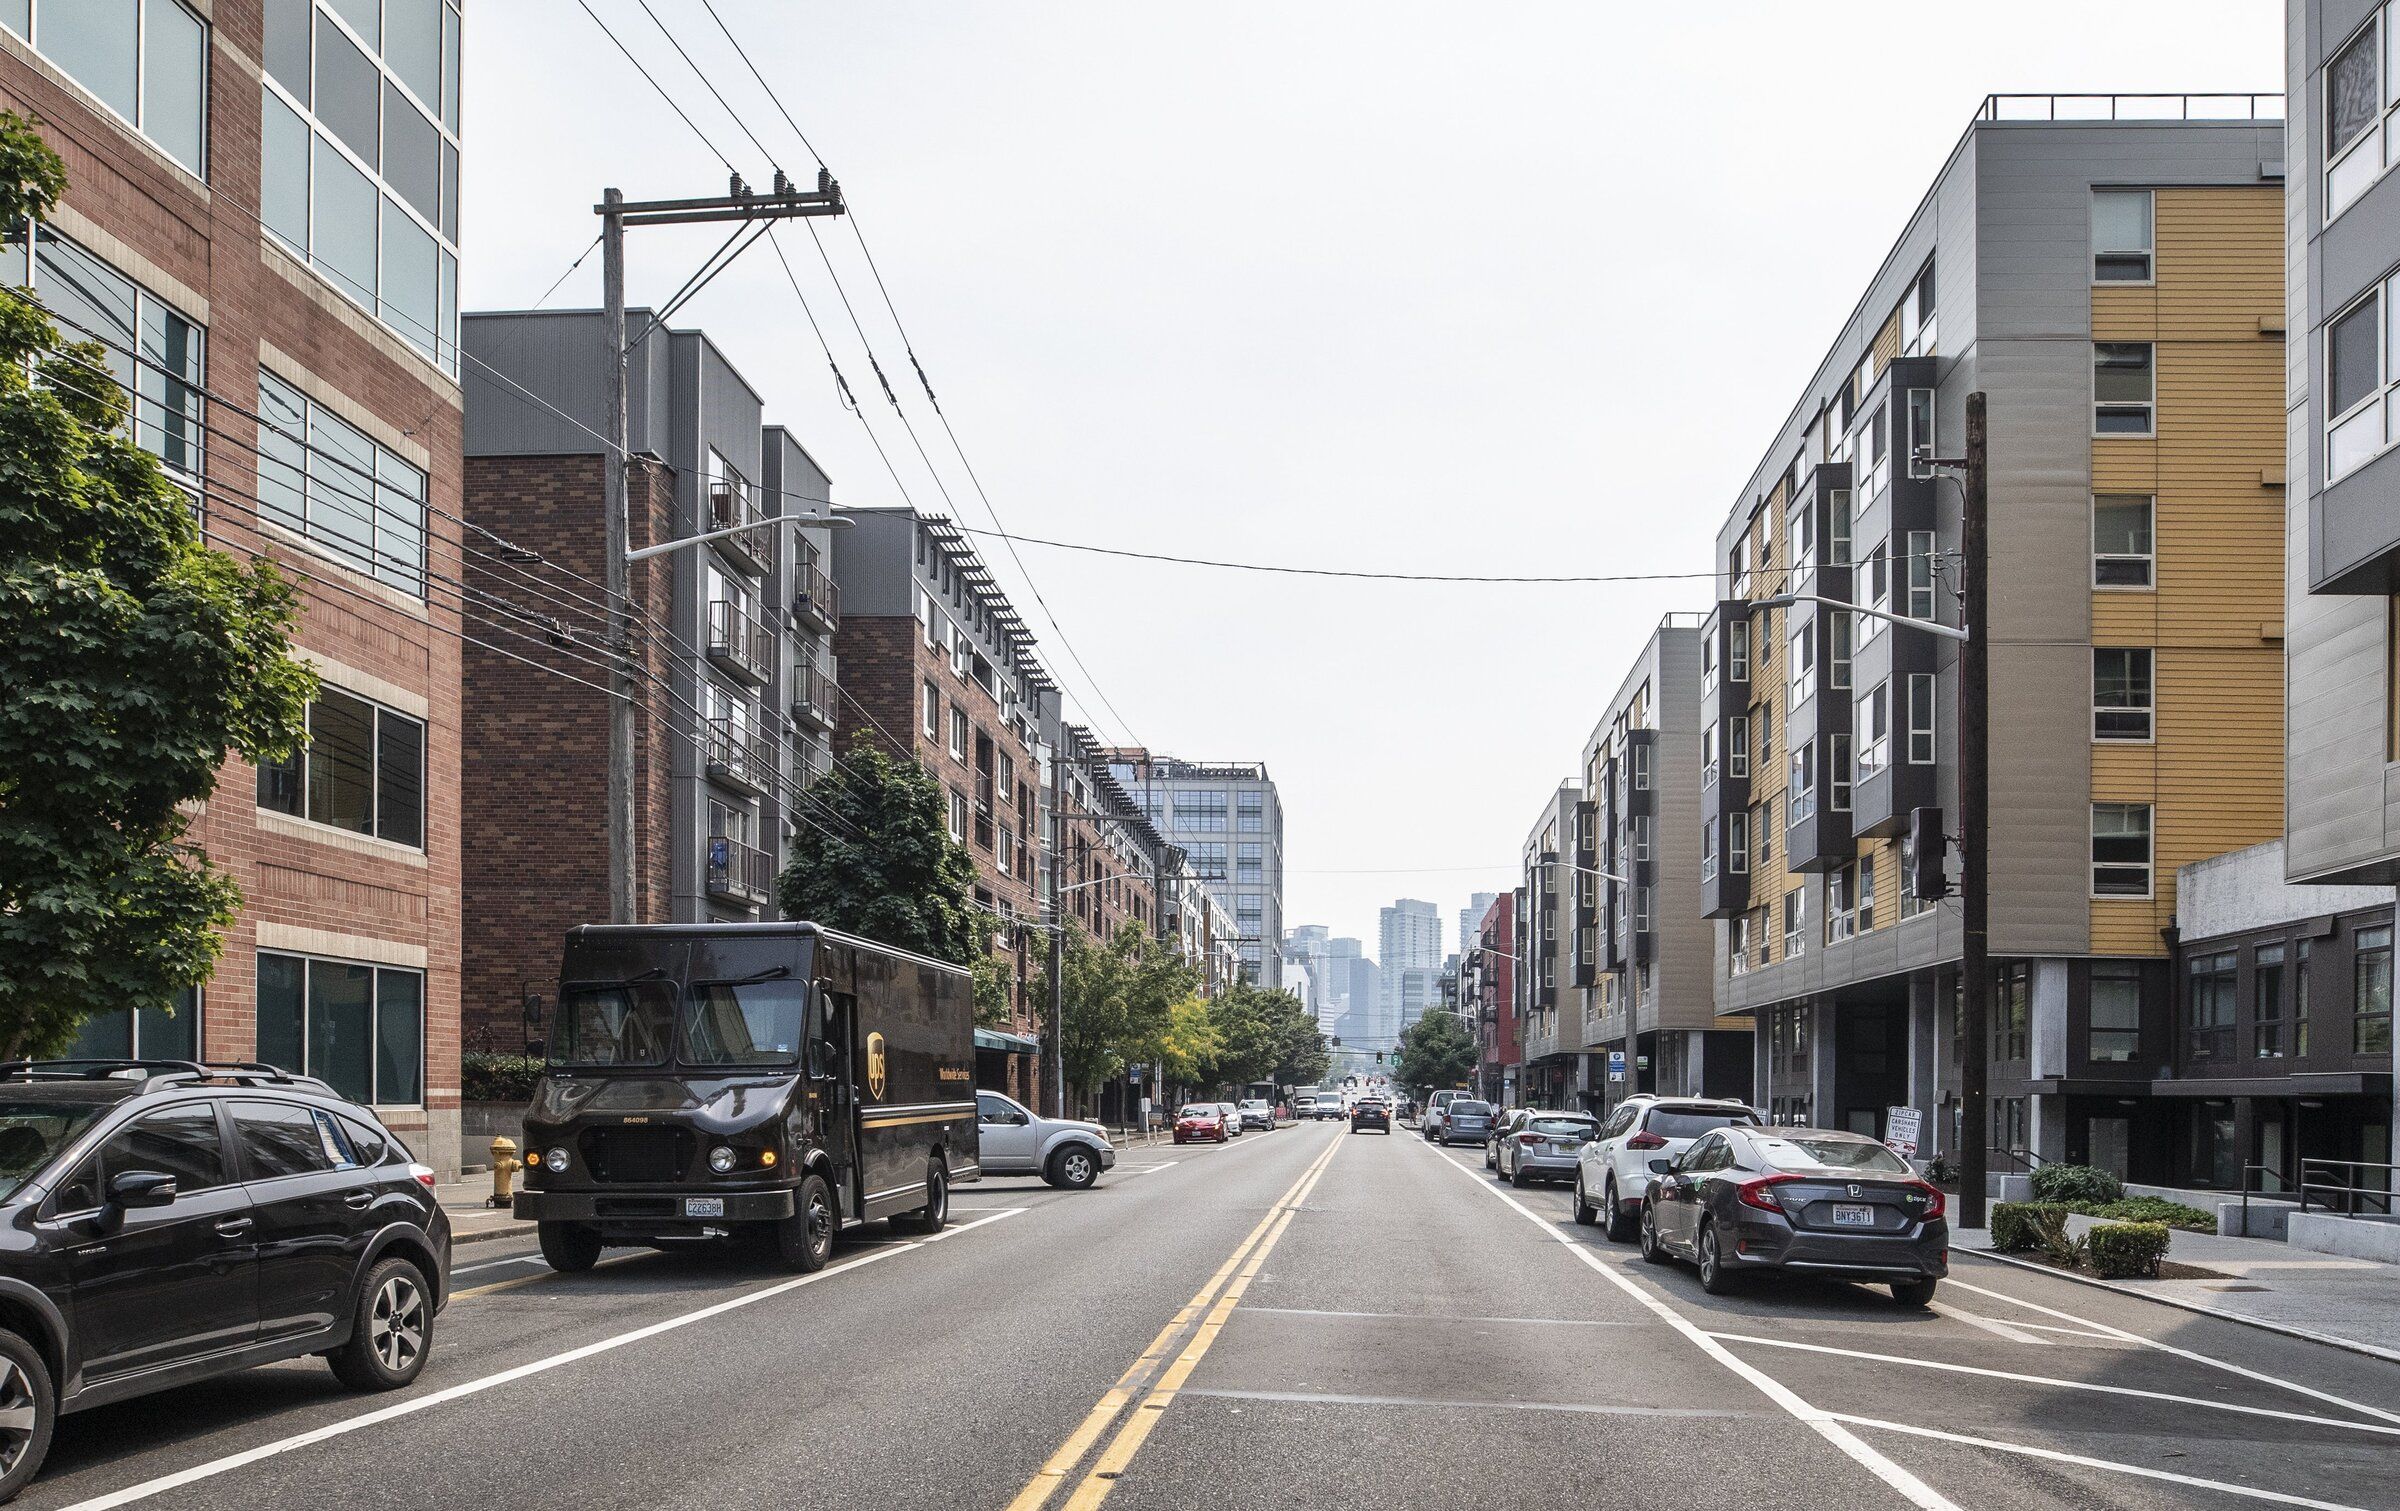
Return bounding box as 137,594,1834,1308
6,2,469,1169
832,508,1050,1101
1466,892,1518,1105
457,311,842,1051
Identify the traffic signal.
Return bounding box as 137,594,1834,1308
1909,807,1950,900
1375,1052,1384,1063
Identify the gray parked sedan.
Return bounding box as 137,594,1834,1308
1497,1110,1598,1187
1639,1125,1948,1305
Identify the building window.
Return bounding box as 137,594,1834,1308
5,222,205,483
1859,540,1889,646
1856,858,1875,932
255,950,424,1105
1788,623,1814,706
946,787,967,842
2094,343,2154,434
1781,888,1806,960
1995,963,2030,1061
1900,258,1937,358
1726,913,1749,973
256,370,427,595
1631,742,1651,791
2296,939,2314,1057
921,682,939,739
1728,716,1750,779
68,985,200,1062
1700,821,1717,883
1907,674,1936,765
1727,809,1748,874
1186,842,1226,881
1750,799,1771,875
1857,682,1889,777
1787,743,1816,824
2091,802,2152,897
1632,886,1653,933
1631,815,1652,863
2254,943,2287,1058
1829,612,1852,690
1906,530,1937,622
1826,864,1856,943
5,0,207,177
2188,950,2237,1061
1828,490,1853,566
949,708,970,763
1829,733,1852,812
2326,277,2400,479
1728,621,1749,683
1236,843,1263,883
2326,7,2395,218
2090,963,2141,1063
259,0,463,371
2356,924,2393,1055
1701,723,1719,788
2091,189,2154,282
1173,791,1228,832
2093,496,2155,588
2093,648,2154,741
255,687,425,847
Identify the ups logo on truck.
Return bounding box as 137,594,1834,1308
865,1032,888,1101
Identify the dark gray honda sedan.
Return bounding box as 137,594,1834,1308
1638,1126,1947,1305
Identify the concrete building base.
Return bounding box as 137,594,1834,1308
2288,1212,2400,1265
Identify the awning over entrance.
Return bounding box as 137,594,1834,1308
975,1028,1041,1055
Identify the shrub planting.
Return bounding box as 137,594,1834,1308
2087,1221,2172,1279
2029,1163,2124,1205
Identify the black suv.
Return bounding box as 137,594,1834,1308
0,1060,451,1502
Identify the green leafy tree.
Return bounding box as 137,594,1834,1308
1047,926,1199,1105
1155,994,1221,1085
778,738,984,966
0,114,315,1059
1392,1009,1478,1098
1202,982,1325,1091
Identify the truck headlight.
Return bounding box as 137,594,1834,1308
709,1146,737,1174
546,1146,571,1173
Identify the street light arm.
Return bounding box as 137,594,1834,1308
625,512,850,564
1747,592,1968,643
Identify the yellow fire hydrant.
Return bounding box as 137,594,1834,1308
488,1136,521,1208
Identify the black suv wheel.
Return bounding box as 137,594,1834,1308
0,1330,54,1504
329,1256,432,1391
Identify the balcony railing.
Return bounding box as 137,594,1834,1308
709,480,770,574
705,716,771,795
707,598,773,688
1978,93,2281,123
789,662,836,729
792,552,840,633
706,834,772,905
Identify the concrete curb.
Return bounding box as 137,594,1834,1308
1958,1248,2400,1365
447,1216,532,1248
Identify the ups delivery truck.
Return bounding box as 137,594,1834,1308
514,922,980,1273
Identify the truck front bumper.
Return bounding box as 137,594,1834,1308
515,1188,798,1224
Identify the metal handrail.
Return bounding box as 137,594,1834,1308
1988,1144,2047,1174
2237,1159,2396,1229
1978,92,2284,123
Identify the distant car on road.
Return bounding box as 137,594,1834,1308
1485,1108,1531,1169
1349,1098,1392,1134
1639,1125,1947,1306
975,1092,1118,1189
1215,1101,1245,1138
1173,1104,1229,1144
1499,1110,1598,1187
1237,1099,1275,1132
1437,1099,1493,1147
1575,1095,1761,1242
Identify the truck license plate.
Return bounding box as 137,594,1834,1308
1832,1203,1876,1227
684,1197,725,1218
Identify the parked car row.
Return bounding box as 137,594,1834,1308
1466,1093,1950,1306
1171,1099,1288,1145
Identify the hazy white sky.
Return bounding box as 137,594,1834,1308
464,1,2282,954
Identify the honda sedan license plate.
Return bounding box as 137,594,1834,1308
684,1197,726,1218
1831,1203,1876,1227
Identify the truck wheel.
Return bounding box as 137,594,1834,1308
0,1329,55,1504
538,1220,603,1274
1047,1144,1100,1190
777,1173,836,1272
895,1158,949,1234
328,1255,432,1392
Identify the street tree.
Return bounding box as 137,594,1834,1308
778,738,1007,1019
1393,1010,1477,1098
1202,982,1326,1091
1154,995,1221,1087
1048,926,1199,1106
0,113,315,1060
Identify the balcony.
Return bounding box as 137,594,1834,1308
706,834,773,906
706,598,773,689
709,480,770,575
789,662,836,730
705,716,771,796
791,550,840,634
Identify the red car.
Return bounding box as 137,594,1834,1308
1173,1103,1229,1144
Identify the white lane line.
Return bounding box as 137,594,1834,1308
1174,1387,1764,1420
58,1208,1027,1511
1116,1161,1181,1178
1926,1301,2051,1347
1704,1331,2400,1439
1419,1142,1959,1511
2001,1319,2124,1343
1828,1414,2373,1511
1942,1273,2400,1428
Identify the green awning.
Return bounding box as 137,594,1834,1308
975,1028,1041,1055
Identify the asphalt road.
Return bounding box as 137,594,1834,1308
15,1120,2400,1510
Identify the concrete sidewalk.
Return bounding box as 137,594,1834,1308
437,1178,531,1246
1955,1212,2400,1362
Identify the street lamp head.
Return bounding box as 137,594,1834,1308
1747,594,1796,614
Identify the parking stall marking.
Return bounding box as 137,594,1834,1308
53,1208,1027,1511
1005,1130,1342,1511
1925,1302,2053,1346
1825,1415,2374,1511
1417,1140,1960,1511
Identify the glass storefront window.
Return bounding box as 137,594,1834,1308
256,951,426,1106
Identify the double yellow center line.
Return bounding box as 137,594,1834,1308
1005,1131,1343,1511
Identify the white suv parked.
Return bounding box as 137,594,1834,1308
1573,1095,1760,1241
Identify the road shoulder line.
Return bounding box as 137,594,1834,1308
1958,1248,2400,1366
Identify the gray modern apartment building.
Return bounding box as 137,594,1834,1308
1579,616,1750,1110
1107,753,1286,986
2287,1,2400,886
1703,100,2290,1183
1518,782,1582,1106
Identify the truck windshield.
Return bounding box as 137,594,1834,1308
681,978,807,1066
550,981,676,1067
